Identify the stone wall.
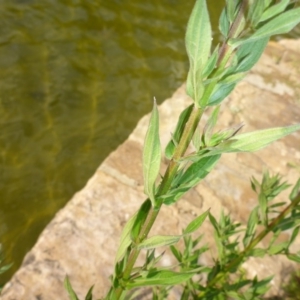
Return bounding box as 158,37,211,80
1,39,300,299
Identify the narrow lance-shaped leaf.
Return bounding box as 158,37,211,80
289,178,300,202
131,199,152,242
137,235,181,250
85,285,94,300
191,124,300,158
202,106,220,146
185,0,212,105
259,0,290,23
64,276,80,300
243,207,258,248
143,99,161,206
235,36,269,73
115,211,137,263
219,7,230,38
232,8,300,47
127,270,196,288
184,210,210,235
165,104,193,159
221,124,300,153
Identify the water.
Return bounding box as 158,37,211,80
0,0,299,285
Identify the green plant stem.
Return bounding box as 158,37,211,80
113,106,204,299
198,192,300,298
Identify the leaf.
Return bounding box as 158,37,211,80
232,8,300,47
182,155,221,186
202,45,219,78
137,235,181,250
268,242,288,255
260,0,290,23
248,248,267,258
243,207,258,248
0,263,13,274
219,123,300,153
127,270,195,288
115,211,137,263
219,7,230,38
288,226,300,248
289,178,300,201
64,276,80,300
235,36,269,73
258,193,268,224
248,0,266,26
185,0,212,105
165,104,193,159
192,125,202,151
225,291,243,300
208,82,236,106
143,99,161,206
85,285,94,300
202,106,220,146
170,245,182,262
131,199,152,242
162,155,221,205
208,212,220,234
226,0,240,23
287,254,300,263
184,210,210,235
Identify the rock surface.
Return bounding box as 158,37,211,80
1,39,300,299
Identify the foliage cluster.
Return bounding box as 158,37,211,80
61,0,300,299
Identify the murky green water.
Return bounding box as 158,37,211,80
0,0,299,285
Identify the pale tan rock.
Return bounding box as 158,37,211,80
1,40,300,300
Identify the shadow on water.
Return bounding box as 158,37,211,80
0,0,299,285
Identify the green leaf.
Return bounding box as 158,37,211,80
287,254,300,263
225,291,243,300
64,276,80,300
162,155,220,205
219,8,230,38
208,212,220,234
264,0,273,9
243,207,258,248
85,285,94,300
143,99,161,206
131,199,152,242
248,0,266,26
268,242,288,255
165,104,193,159
219,123,300,153
0,262,13,274
184,210,210,235
248,248,267,258
235,36,269,73
202,45,219,78
170,245,182,262
226,0,240,23
288,226,300,248
260,0,290,23
137,235,181,250
232,8,300,47
202,106,220,146
115,211,137,263
185,0,212,105
180,155,221,186
289,178,300,201
192,125,202,151
258,193,268,224
127,270,195,288
208,82,236,106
